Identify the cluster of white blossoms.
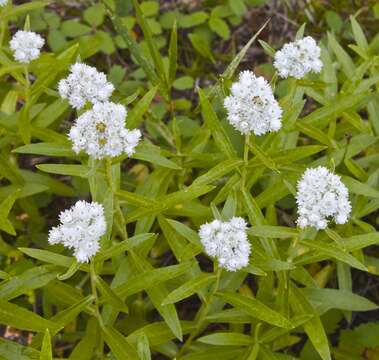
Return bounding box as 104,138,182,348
274,36,323,79
69,102,141,159
296,166,351,230
0,0,8,7
199,217,251,271
58,63,114,109
48,201,106,263
224,70,282,135
10,30,44,63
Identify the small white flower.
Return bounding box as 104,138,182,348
9,30,44,63
48,201,106,263
69,102,141,159
224,70,282,135
274,36,323,79
58,63,114,109
199,217,251,271
0,0,8,7
296,166,351,230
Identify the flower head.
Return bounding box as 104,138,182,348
10,30,44,63
199,217,251,271
69,102,141,159
0,0,9,7
296,166,351,230
48,201,106,263
224,70,282,135
274,36,323,79
58,63,114,109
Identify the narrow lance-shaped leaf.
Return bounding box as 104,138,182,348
162,273,216,305
216,292,293,329
289,283,331,360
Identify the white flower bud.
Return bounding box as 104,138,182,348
69,102,142,159
10,30,44,63
48,201,106,263
296,166,351,230
224,71,282,136
199,217,251,271
274,36,323,79
58,63,114,109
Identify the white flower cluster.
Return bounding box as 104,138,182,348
199,217,251,271
58,63,114,109
0,0,8,7
224,70,282,135
296,166,351,230
274,36,323,79
10,30,44,63
69,102,141,159
48,201,106,263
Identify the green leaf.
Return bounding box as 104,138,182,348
300,239,367,271
96,233,156,261
248,226,299,239
0,298,57,332
0,265,59,301
126,86,158,128
83,4,105,27
179,12,208,28
132,0,167,88
96,276,129,313
2,1,48,20
136,332,151,360
289,283,331,360
193,159,243,186
0,337,40,359
112,16,159,85
40,329,52,360
19,247,89,271
13,142,75,157
102,325,140,360
209,17,230,39
216,292,293,328
133,143,181,169
302,288,377,313
129,252,183,340
61,20,91,37
52,295,95,330
0,189,21,235
327,32,355,77
221,18,269,81
188,33,215,63
167,219,201,246
198,88,236,159
198,332,252,346
162,273,216,305
109,261,192,299
36,164,90,178
342,175,379,198
350,16,368,50
168,20,177,87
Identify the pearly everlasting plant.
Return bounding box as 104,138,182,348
296,166,351,230
69,102,141,159
274,36,323,79
9,30,44,63
224,70,282,135
48,201,106,263
58,63,114,109
199,217,251,271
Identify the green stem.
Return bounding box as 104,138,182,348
242,133,250,189
90,259,104,358
105,158,115,193
177,265,222,358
